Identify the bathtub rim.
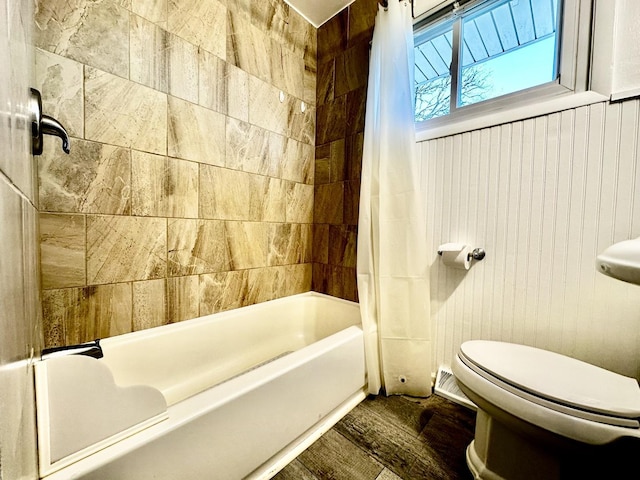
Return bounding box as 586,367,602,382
98,291,362,406
100,291,359,347
40,320,366,479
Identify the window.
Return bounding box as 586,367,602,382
414,0,578,124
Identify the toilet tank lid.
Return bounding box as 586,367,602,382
459,340,640,419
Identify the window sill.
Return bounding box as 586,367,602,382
415,90,609,142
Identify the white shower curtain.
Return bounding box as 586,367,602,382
357,0,432,396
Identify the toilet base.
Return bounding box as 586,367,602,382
466,441,503,480
466,409,639,480
466,410,561,480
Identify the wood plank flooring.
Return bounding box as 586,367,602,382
273,394,476,480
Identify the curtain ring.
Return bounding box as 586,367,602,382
379,0,414,16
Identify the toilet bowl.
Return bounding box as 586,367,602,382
452,340,640,480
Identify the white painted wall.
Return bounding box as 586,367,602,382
420,100,640,380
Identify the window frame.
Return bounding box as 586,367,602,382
413,0,594,130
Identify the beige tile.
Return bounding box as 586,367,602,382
85,67,167,155
168,96,226,165
199,165,285,221
133,279,167,331
39,137,131,215
40,213,85,289
317,60,335,106
35,0,130,78
34,48,84,138
226,63,249,122
314,183,344,224
285,263,312,296
167,0,226,59
249,75,315,144
284,8,309,56
199,50,227,114
226,221,267,269
247,266,286,305
344,180,360,226
86,283,134,340
267,223,290,267
328,225,357,268
199,270,249,315
225,118,279,177
167,219,231,275
87,215,167,284
227,0,250,20
267,223,311,266
167,33,199,103
131,150,165,216
303,18,317,70
317,95,346,145
315,144,331,185
345,132,364,181
131,0,167,27
286,182,313,223
311,263,331,294
332,266,358,302
200,165,248,220
227,17,271,82
301,223,313,264
131,151,198,217
267,132,286,177
312,224,329,264
303,60,317,107
166,275,199,323
225,118,255,171
335,41,369,97
289,99,316,145
282,138,314,184
130,15,197,102
130,14,168,92
269,39,304,99
330,139,346,182
164,157,199,217
248,75,289,136
303,24,317,105
261,176,287,222
39,290,64,348
251,0,289,45
43,284,133,346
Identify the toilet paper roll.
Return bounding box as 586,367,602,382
438,243,471,270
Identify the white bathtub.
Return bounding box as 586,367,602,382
40,292,366,480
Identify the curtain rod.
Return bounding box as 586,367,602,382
378,0,414,17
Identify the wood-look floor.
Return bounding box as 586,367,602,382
273,394,476,480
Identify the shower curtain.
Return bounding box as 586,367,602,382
357,0,432,396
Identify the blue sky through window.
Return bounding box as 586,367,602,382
460,35,557,106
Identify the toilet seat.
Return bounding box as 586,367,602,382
458,341,640,428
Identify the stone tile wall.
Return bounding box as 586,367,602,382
312,0,378,302
36,0,317,347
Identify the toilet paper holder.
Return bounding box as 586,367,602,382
437,247,486,262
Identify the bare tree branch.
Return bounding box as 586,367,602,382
414,64,492,122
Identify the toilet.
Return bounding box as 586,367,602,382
452,340,640,480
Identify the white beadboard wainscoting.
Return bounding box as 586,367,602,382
420,99,640,381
